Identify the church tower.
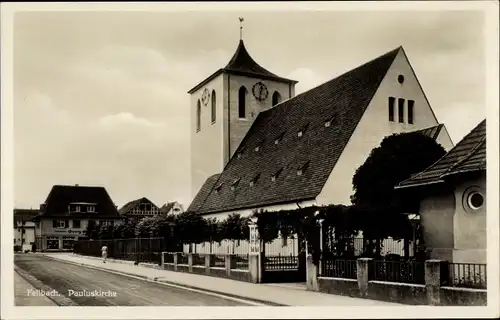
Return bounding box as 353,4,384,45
188,20,298,200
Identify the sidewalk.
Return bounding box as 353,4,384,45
42,253,402,306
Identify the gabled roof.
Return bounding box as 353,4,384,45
35,185,120,219
189,46,403,215
14,209,38,224
119,197,158,215
397,119,486,189
188,40,297,94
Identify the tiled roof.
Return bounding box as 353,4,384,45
188,40,297,94
14,209,39,224
397,119,486,188
119,197,159,215
188,174,221,213
413,123,444,140
35,185,120,219
189,46,402,215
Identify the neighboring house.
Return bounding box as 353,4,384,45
188,41,454,221
119,197,160,221
33,184,123,251
14,209,38,251
396,119,486,264
159,201,185,216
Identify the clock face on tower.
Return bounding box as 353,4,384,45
252,82,269,101
201,88,210,106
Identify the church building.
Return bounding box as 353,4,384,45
187,35,454,223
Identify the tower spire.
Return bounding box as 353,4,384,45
239,17,244,40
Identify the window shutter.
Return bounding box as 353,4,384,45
53,220,57,228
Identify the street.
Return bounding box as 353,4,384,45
14,254,252,306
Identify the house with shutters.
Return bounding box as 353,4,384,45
187,39,454,225
33,184,122,251
396,119,486,264
118,197,160,222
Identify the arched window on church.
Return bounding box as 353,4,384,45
238,86,247,119
211,90,216,124
196,100,201,132
272,91,282,106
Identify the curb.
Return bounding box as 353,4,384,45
42,255,286,306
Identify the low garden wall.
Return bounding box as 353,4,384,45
307,256,487,306
162,252,256,283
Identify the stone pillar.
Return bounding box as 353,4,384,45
225,254,233,276
357,258,373,297
205,254,211,275
173,252,178,271
306,254,319,291
425,260,443,306
248,254,262,283
188,253,193,272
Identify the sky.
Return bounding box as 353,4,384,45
13,9,486,210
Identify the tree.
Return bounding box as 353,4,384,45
84,220,99,240
352,131,446,210
351,132,446,257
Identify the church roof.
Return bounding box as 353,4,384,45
397,119,486,189
188,46,404,215
188,40,297,94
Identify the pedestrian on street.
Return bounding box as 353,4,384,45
101,244,108,263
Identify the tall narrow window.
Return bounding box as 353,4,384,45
388,97,395,122
408,100,415,124
398,98,405,123
238,86,247,118
272,91,281,106
196,100,201,132
211,90,216,124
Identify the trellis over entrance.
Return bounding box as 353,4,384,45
249,221,307,283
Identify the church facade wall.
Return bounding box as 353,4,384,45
316,49,453,206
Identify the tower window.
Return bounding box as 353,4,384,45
211,90,216,124
196,100,201,132
388,97,395,122
408,100,414,124
272,91,282,106
238,86,247,118
398,98,405,123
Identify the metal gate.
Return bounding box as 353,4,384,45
261,252,307,283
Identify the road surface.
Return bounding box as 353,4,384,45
14,254,252,306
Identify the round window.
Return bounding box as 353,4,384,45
398,75,405,84
467,192,484,210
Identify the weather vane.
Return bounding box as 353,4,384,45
239,17,244,40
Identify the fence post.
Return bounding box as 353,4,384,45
357,258,373,297
225,254,232,277
306,254,319,291
425,260,444,306
188,253,193,272
173,252,178,271
161,252,165,269
205,254,211,275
